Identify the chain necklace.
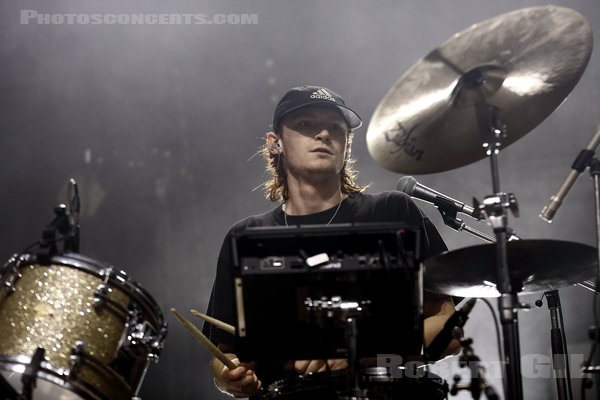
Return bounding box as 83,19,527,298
283,198,344,227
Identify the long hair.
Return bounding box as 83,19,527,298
261,125,367,202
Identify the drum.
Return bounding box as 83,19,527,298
263,370,347,400
0,252,167,400
360,367,448,400
262,367,448,400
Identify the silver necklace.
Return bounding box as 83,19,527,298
284,198,344,227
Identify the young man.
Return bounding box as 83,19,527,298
203,86,459,398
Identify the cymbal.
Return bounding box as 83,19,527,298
424,240,597,297
366,6,593,174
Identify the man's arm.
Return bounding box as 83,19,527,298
423,294,462,359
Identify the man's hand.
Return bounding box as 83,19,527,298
293,359,348,374
212,354,262,398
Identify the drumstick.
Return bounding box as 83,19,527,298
170,308,237,370
190,309,235,335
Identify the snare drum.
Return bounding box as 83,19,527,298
262,367,448,400
0,252,167,400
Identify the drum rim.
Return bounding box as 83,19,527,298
0,354,122,400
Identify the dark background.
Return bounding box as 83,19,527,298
1,1,599,399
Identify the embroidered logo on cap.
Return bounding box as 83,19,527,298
310,88,336,102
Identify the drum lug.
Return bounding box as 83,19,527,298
2,278,18,294
149,323,168,361
1,254,26,295
93,284,109,309
69,341,86,375
124,316,168,362
93,268,115,310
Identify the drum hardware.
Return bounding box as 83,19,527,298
431,194,495,244
450,338,499,400
578,279,599,294
0,348,49,400
535,290,573,400
92,268,143,324
93,268,116,310
38,203,79,259
573,157,600,400
367,6,594,398
20,347,46,400
538,123,600,396
1,255,24,295
69,341,87,376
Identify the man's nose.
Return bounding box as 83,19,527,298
315,127,331,141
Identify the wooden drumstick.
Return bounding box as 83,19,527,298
170,308,237,370
190,309,236,335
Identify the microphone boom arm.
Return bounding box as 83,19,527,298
434,197,495,244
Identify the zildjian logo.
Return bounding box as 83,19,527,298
383,121,425,161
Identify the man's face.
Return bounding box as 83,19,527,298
279,106,350,179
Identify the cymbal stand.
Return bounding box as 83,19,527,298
536,290,573,400
469,88,523,400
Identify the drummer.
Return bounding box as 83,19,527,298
203,85,461,398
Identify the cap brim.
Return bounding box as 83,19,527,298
276,101,362,130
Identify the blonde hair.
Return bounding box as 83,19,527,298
261,125,367,202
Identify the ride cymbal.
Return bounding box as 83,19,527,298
367,6,593,174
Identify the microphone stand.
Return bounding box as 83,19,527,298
581,157,600,400
536,290,573,400
435,199,496,244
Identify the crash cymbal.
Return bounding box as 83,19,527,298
367,6,592,174
424,240,597,297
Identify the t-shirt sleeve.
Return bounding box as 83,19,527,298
382,191,448,259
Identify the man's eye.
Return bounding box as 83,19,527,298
329,124,345,133
298,121,314,128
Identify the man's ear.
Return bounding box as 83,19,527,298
266,131,281,154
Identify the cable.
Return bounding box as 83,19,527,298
481,298,504,367
556,292,574,399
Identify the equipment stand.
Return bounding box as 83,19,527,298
542,290,573,400
338,317,369,400
470,86,523,400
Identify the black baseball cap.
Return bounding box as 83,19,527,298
272,85,362,130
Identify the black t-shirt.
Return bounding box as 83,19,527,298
202,191,447,390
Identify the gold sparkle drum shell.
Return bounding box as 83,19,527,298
0,252,167,400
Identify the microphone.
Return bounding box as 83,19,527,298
426,298,477,361
397,176,482,220
540,125,600,222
